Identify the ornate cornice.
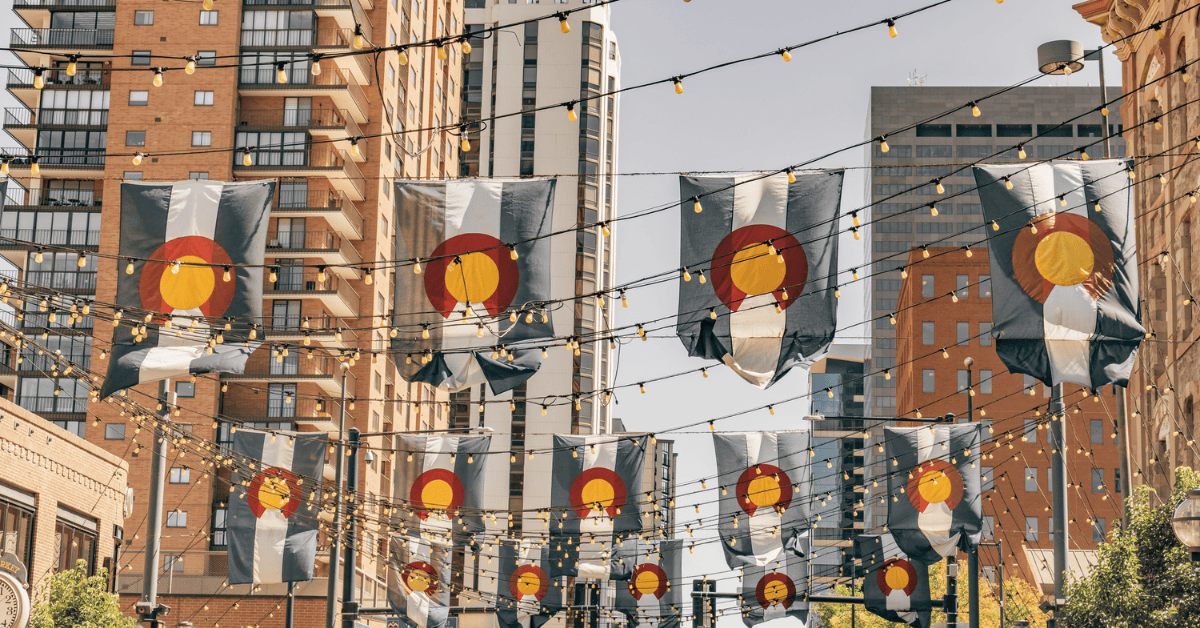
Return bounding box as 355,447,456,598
1075,0,1159,61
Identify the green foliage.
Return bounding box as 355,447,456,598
29,560,135,628
1059,467,1200,628
814,558,1048,627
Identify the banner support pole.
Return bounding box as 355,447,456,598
1049,383,1068,627
341,428,361,628
136,379,172,628
326,362,350,628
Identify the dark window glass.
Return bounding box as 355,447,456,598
956,124,992,137
1038,124,1073,137
997,124,1033,137
916,124,951,137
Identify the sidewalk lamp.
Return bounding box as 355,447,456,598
1171,489,1200,562
1037,39,1113,159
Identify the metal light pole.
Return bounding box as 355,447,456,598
964,358,978,628
325,361,351,628
1037,40,1114,158
136,379,173,628
1049,384,1068,625
341,428,361,628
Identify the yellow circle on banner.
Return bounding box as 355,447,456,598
421,479,454,511
257,476,290,511
762,580,789,604
445,252,500,304
730,244,786,296
516,572,542,596
747,476,781,508
1035,231,1094,286
407,571,432,593
580,478,616,511
635,570,661,595
159,255,215,311
917,470,953,504
885,565,910,591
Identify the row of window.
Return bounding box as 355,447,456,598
920,274,992,299
913,123,1121,138
1023,516,1108,544
919,367,994,393
874,142,1127,159
920,321,994,347
132,10,219,25
1,493,100,577
1023,467,1119,494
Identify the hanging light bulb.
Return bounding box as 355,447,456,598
437,45,447,61
398,48,409,65
964,246,973,258
1080,148,1090,161
559,13,570,33
852,268,860,281
921,246,930,259
1,159,10,176
674,77,684,94
66,55,79,77
29,157,38,176
269,267,278,282
886,18,897,38
461,135,471,152
350,137,361,157
461,39,472,55
276,62,288,84
242,148,254,167
970,102,981,117
32,68,44,90
223,266,232,282
878,136,890,153
353,24,365,50
834,286,841,298
900,266,908,279
692,196,702,213
203,0,214,9
186,57,197,75
1155,117,1163,130
786,168,796,184
153,68,164,87
929,203,938,217
1017,144,1027,159
852,211,860,227
991,220,999,231
126,259,135,275
1004,176,1013,190
132,152,145,166
317,266,327,283
780,49,792,62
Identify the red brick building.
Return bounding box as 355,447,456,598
894,246,1123,594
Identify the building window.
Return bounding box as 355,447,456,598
166,511,188,528
979,322,993,346
981,370,992,394
922,369,935,394
131,51,151,66
1091,419,1103,444
129,90,148,106
55,511,97,574
956,274,969,298
1093,518,1106,543
268,383,297,418
0,494,36,571
123,172,142,180
176,381,195,397
134,10,154,24
191,131,212,147
957,321,969,346
169,467,191,484
982,467,993,492
1025,467,1038,492
979,275,992,298
200,10,218,24
921,275,934,298
197,51,216,66
1092,469,1105,493
164,555,185,573
125,131,146,146
1025,517,1038,542
1024,418,1038,443
189,172,209,180
982,515,995,541
922,321,935,345
1115,469,1122,493
194,91,214,106
211,507,228,547
916,124,951,137
104,424,125,440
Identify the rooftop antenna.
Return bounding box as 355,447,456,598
907,69,927,86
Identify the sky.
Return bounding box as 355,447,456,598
603,0,1117,621
0,0,1118,623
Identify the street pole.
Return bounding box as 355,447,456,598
1090,48,1113,160
1116,385,1132,525
965,359,978,628
945,554,958,627
137,379,172,628
341,428,361,628
1049,383,1068,627
326,362,350,628
998,538,1005,628
286,581,295,628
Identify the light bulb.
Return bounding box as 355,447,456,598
437,46,447,61
787,169,796,184
693,197,702,213
970,102,981,117
77,253,86,268
223,266,231,282
674,78,684,94
153,68,164,87
203,0,213,9
992,221,999,231
462,137,470,152
277,63,288,84
921,247,929,259
126,260,135,275
1004,177,1013,190
1156,118,1163,130
559,15,570,33
353,25,365,50
32,69,44,90
930,204,938,217
1017,145,1027,159
1059,196,1067,207
884,369,891,380
132,152,144,166
901,267,908,278
317,267,327,282
852,212,860,227
834,286,841,298
1,160,9,175
880,137,890,153
852,227,860,240
965,247,973,258
1102,107,1110,116
781,49,792,62
1081,149,1090,161
887,19,897,38
29,159,38,176
66,58,78,76
935,180,945,194
243,150,253,167
461,40,472,55
852,268,859,281
509,246,519,261
269,268,278,282
310,57,322,76
185,58,196,75
398,49,409,65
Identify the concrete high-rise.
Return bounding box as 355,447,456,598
865,86,1126,418
2,0,460,621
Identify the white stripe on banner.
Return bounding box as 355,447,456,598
576,436,618,579
139,181,223,383
886,589,910,612
1042,163,1095,387
420,436,458,536
252,433,296,584
743,433,783,566
405,538,434,628
440,181,506,391
726,173,791,388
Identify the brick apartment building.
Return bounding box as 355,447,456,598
1,0,462,622
892,246,1124,594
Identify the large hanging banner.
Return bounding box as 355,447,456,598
227,429,326,585
388,536,451,628
394,434,493,544
392,179,556,395
737,553,810,628
713,431,814,568
101,180,275,397
677,171,842,388
884,425,983,563
494,538,562,628
973,161,1142,388
547,435,647,579
856,534,933,628
614,538,684,628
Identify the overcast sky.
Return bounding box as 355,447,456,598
606,0,1116,622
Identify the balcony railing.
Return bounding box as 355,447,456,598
24,270,96,291
237,107,356,135
0,228,99,247
240,28,354,49
266,229,340,251
0,147,104,169
5,188,98,207
15,395,87,415
13,0,116,8
235,144,366,200
7,68,109,89
263,314,357,343
235,352,358,385
223,395,336,422
267,270,360,311
276,188,346,211
5,107,108,127
272,189,363,239
243,0,353,7
11,28,114,48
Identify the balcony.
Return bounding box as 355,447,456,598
0,148,104,180
24,270,96,292
219,353,357,397
240,28,371,84
243,0,371,29
223,395,344,432
233,142,365,201
265,270,359,317
0,228,99,255
272,189,363,240
239,64,368,124
262,316,358,349
12,0,115,36
266,229,361,274
4,107,108,149
3,187,98,209
237,108,365,161
10,30,114,66
6,68,108,109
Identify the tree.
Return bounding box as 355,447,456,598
29,560,136,628
1058,466,1200,628
814,558,1048,628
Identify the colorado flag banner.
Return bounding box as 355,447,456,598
738,552,810,628
394,434,493,542
494,538,562,628
100,180,276,398
884,425,983,563
388,536,451,628
614,538,684,628
392,179,556,395
973,161,1142,388
227,428,326,585
713,431,814,568
856,534,932,628
548,435,648,579
678,172,843,388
